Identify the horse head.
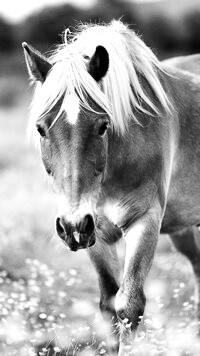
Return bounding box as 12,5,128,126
23,42,110,251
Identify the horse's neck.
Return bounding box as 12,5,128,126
104,69,177,194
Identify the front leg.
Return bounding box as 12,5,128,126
115,203,162,355
88,218,122,354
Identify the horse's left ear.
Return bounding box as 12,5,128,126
22,42,52,83
88,45,109,82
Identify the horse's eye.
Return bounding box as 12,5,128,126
36,125,46,138
99,122,109,136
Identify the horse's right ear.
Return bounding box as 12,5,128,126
88,45,109,82
22,42,52,83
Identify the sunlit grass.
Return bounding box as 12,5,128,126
0,253,199,355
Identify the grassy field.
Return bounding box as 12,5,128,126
1,57,200,355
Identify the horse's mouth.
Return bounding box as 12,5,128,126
63,232,96,252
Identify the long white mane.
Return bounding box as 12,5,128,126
30,20,172,134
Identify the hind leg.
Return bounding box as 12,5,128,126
88,219,122,353
170,226,200,320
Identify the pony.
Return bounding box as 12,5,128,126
23,20,200,355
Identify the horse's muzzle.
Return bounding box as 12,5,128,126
56,214,95,251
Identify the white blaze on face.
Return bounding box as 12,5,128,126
64,93,80,125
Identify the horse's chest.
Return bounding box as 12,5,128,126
102,200,126,227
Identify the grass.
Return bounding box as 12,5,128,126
1,58,200,355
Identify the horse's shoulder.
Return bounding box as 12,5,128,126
162,54,200,77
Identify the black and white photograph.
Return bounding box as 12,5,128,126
1,0,200,355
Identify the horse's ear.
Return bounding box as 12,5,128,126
88,45,109,82
22,42,52,83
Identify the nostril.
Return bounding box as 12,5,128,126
56,217,66,239
80,214,94,235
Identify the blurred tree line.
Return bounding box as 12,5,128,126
1,0,200,58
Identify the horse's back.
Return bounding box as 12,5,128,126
162,54,200,76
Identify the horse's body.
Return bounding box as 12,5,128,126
161,55,200,232
23,21,200,355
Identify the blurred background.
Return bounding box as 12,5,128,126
1,0,200,355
